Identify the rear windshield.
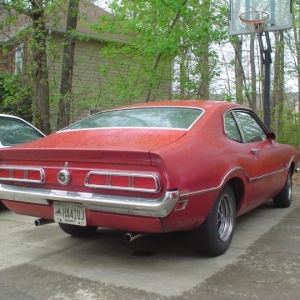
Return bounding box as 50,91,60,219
65,107,204,130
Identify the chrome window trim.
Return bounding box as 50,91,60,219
223,108,268,143
60,106,205,132
85,171,161,193
0,166,45,184
60,127,189,132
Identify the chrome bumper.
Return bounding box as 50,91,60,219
0,184,179,218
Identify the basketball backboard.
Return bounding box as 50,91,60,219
229,0,292,35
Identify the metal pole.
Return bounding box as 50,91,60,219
263,47,271,130
257,31,272,130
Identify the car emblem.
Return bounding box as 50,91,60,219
57,169,70,185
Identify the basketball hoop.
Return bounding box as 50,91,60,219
239,11,269,34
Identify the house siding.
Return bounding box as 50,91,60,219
48,35,172,130
1,2,172,132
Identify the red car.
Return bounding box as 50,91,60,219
0,100,298,256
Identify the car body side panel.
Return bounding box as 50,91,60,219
249,140,294,204
150,109,297,224
151,113,256,215
160,191,220,232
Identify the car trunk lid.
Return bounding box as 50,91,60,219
0,128,187,165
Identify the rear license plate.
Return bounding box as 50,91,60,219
53,202,86,226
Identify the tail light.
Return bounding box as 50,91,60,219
85,171,160,193
0,166,45,183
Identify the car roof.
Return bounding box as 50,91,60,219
113,100,246,111
63,100,250,132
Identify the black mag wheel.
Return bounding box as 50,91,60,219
273,171,293,208
58,223,98,237
193,184,236,257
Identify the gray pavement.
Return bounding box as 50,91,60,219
0,187,300,300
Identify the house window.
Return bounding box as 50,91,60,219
14,43,25,74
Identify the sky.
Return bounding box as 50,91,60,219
95,0,111,11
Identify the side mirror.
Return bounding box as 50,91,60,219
266,132,276,141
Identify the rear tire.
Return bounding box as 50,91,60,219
0,201,7,210
58,223,98,237
193,184,236,257
273,171,293,208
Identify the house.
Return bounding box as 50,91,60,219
0,1,172,131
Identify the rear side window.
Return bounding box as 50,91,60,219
234,111,266,143
224,110,267,143
0,117,43,146
224,112,242,142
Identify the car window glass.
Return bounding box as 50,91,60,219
0,117,43,146
234,111,266,143
224,112,242,142
65,107,204,130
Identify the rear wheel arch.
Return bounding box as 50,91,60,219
290,162,296,174
273,165,294,208
226,177,245,213
193,183,237,256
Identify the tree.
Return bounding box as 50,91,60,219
93,0,228,102
0,72,32,121
232,37,244,104
57,0,80,129
249,34,257,112
0,0,58,134
290,1,300,112
194,0,210,99
29,0,51,134
271,31,284,134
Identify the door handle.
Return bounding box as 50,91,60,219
251,149,260,154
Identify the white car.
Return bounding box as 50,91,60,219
0,114,45,148
0,114,45,209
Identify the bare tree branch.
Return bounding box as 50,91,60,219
0,2,32,17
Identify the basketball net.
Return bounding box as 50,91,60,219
239,11,269,34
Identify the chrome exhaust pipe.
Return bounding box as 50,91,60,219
34,219,55,226
124,232,147,242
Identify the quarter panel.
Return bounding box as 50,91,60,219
151,111,256,221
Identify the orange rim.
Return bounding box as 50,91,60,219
239,11,269,25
